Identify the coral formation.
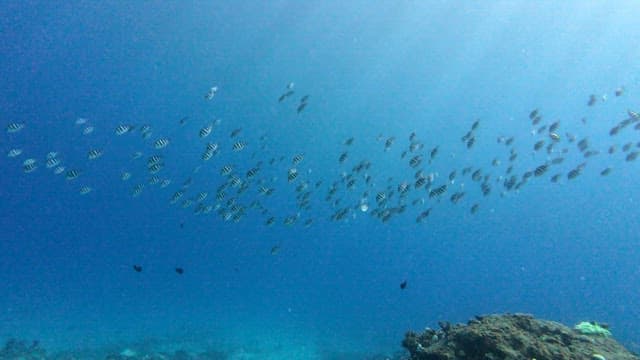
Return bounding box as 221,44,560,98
402,313,638,360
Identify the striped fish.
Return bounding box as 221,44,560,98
115,124,134,135
199,124,213,138
154,138,170,149
220,165,233,176
132,184,144,197
66,169,81,180
23,158,37,173
79,186,92,195
292,154,304,165
6,123,25,133
88,149,103,160
46,157,61,168
232,141,246,152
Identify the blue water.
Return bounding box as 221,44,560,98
2,2,640,358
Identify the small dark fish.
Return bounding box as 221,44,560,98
175,267,184,275
271,245,281,255
626,151,639,162
600,167,612,176
430,146,439,160
529,109,539,120
470,203,479,214
278,90,294,102
615,87,625,97
587,94,597,106
400,280,407,290
133,265,142,273
466,137,476,149
297,102,308,114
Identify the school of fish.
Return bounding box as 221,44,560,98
2,85,638,228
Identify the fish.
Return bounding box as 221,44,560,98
115,124,134,135
409,155,422,168
66,169,81,180
23,159,37,173
626,151,639,162
75,118,88,125
45,157,61,168
79,186,92,195
587,94,597,106
131,151,143,160
220,165,233,176
175,267,184,275
416,208,431,223
534,164,549,177
199,124,213,138
384,137,395,151
400,280,407,290
53,166,65,175
6,123,25,133
82,126,94,135
154,138,170,149
230,128,242,138
429,184,447,198
232,141,246,152
87,149,103,160
7,149,22,158
278,90,294,102
470,204,479,214
292,154,304,165
287,168,298,182
132,184,144,197
133,265,142,273
204,86,218,100
466,137,476,149
600,167,612,176
121,172,132,181
169,190,184,204
296,102,308,114
430,146,439,161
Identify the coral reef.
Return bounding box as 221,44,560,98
402,313,638,360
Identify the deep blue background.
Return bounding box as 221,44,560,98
1,1,640,356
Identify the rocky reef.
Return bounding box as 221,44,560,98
402,313,638,360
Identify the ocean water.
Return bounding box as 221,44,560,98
1,2,640,358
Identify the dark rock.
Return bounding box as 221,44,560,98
402,313,639,360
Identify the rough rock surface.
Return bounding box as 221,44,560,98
402,313,639,360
